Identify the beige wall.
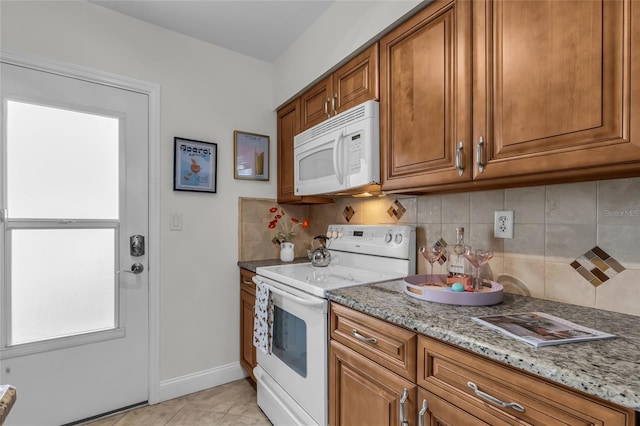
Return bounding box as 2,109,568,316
1,0,278,384
240,177,640,317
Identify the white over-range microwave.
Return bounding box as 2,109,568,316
294,100,380,196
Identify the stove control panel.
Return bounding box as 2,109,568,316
325,224,415,259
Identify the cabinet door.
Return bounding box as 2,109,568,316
300,76,332,132
473,0,640,181
239,269,256,382
330,340,417,426
381,0,472,192
277,98,300,203
333,43,380,114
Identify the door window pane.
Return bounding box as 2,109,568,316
6,100,119,219
10,229,116,345
272,306,307,378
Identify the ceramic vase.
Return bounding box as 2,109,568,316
280,242,295,262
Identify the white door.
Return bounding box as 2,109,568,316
0,61,149,425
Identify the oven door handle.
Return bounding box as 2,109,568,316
253,277,326,308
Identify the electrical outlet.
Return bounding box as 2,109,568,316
494,210,514,239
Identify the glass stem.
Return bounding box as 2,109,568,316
474,266,480,291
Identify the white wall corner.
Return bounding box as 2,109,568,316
156,362,248,403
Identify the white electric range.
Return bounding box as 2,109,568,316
253,224,416,426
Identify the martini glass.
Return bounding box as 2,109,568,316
419,245,446,284
463,247,494,291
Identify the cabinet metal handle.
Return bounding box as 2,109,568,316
324,98,331,118
351,328,377,344
455,141,464,176
477,136,485,173
399,388,409,426
418,399,428,426
242,280,253,286
332,93,338,115
467,382,525,412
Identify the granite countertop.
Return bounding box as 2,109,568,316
327,280,640,412
237,257,309,273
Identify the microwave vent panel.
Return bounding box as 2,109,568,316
295,102,373,146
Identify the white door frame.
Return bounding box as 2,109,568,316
0,49,162,405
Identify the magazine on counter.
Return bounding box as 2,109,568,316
471,312,616,347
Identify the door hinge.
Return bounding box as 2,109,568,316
0,209,6,222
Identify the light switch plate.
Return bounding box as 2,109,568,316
494,210,514,239
170,213,183,231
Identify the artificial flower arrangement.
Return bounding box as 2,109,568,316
268,207,309,244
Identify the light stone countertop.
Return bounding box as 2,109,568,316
326,280,640,412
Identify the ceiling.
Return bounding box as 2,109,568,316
91,1,335,63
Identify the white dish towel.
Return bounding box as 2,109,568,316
253,279,274,354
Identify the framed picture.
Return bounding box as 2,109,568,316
173,137,217,193
234,130,269,181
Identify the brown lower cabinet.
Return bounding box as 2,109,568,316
330,340,416,426
329,302,636,425
239,268,256,383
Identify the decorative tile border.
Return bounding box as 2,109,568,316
343,205,355,222
387,199,406,221
571,246,625,287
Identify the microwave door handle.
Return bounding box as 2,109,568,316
332,131,345,184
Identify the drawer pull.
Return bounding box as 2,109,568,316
418,399,428,426
351,329,378,344
242,280,253,286
468,382,525,413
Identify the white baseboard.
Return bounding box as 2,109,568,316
156,362,248,403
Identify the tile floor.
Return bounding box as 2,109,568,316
83,379,271,425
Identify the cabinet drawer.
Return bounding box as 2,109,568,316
418,387,514,426
330,302,416,381
239,268,256,296
418,336,634,425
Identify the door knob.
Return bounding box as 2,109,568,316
123,263,144,274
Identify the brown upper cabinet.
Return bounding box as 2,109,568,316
276,98,299,203
381,0,640,194
300,43,380,132
472,0,640,182
276,43,379,204
380,0,472,192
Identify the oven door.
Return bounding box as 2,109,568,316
253,275,328,425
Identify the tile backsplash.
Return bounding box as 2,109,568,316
238,198,315,262
238,177,640,316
